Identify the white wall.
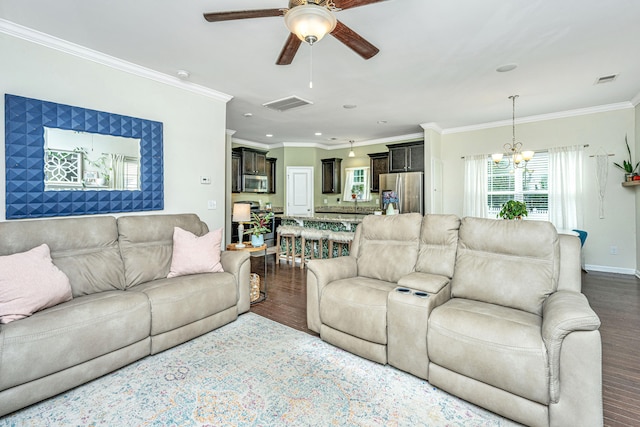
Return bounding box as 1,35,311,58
441,108,637,274
0,33,229,229
636,104,640,277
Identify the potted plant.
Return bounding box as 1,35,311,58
498,200,528,220
248,211,274,246
613,135,639,182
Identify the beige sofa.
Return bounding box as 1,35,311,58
307,213,602,427
0,213,250,416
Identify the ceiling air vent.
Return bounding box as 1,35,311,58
595,74,619,85
263,96,313,112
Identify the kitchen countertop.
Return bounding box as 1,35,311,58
279,213,368,224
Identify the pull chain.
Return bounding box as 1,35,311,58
309,43,313,89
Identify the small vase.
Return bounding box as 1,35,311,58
251,234,264,247
386,203,396,215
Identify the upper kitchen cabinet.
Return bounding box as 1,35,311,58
321,158,342,194
266,157,277,194
387,141,424,173
231,150,242,193
368,152,389,192
235,147,268,175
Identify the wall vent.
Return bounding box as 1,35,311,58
263,96,313,112
595,74,619,85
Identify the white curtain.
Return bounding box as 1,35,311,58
548,145,584,230
110,153,126,190
463,154,488,218
342,168,355,202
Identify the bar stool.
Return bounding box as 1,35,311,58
300,228,327,268
276,225,304,266
327,231,355,258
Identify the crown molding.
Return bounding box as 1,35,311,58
631,91,640,107
420,122,443,134
232,133,424,151
232,138,274,150
0,19,233,103
444,101,634,134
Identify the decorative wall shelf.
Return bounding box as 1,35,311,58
621,180,640,187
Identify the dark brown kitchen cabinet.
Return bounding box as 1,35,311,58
235,148,268,175
231,150,241,193
266,157,277,194
387,141,424,173
321,158,342,194
368,152,389,192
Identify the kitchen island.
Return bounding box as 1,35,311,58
278,212,375,259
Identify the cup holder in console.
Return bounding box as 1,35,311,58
413,291,429,298
395,288,429,298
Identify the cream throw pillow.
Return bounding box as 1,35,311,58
0,244,73,324
167,227,224,278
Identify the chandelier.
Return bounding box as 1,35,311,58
284,1,337,46
491,95,534,169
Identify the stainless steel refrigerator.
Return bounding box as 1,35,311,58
379,172,424,214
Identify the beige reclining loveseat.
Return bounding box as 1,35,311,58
0,213,250,416
307,213,602,427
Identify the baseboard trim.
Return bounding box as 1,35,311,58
584,264,637,276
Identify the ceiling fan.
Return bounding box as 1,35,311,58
203,0,386,65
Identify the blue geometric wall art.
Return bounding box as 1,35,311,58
5,94,164,219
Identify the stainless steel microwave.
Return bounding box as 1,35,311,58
243,175,268,193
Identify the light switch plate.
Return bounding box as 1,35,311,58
200,176,211,184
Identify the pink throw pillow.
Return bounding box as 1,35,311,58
0,244,73,324
167,227,224,278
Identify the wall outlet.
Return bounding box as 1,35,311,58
207,200,216,210
610,245,618,255
323,198,328,204
200,176,211,184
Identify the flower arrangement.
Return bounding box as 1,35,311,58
248,211,274,236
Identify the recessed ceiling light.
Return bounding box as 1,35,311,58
315,132,322,136
343,104,357,109
176,70,190,80
266,134,273,138
243,112,253,118
496,64,518,73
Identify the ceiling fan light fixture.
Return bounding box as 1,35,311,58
284,4,337,45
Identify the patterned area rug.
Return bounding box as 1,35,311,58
1,313,519,426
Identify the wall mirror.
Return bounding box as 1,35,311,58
5,94,163,219
44,128,141,191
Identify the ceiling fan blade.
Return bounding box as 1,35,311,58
203,9,285,22
330,20,379,60
332,0,387,10
276,33,302,65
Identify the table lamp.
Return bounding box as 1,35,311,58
232,203,251,248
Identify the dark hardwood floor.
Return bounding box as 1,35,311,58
249,255,640,427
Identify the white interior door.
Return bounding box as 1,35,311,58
286,166,314,217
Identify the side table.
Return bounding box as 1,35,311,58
226,243,267,304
